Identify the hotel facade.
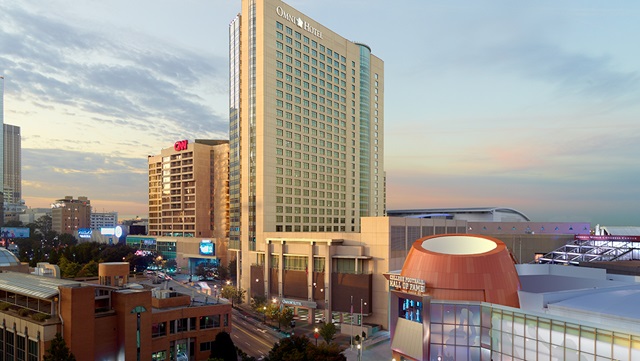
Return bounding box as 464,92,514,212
147,139,230,267
229,0,385,318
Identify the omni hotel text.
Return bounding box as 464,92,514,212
276,6,323,39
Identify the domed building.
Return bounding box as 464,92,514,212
388,234,521,361
401,234,520,307
0,247,29,272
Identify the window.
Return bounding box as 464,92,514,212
200,341,214,352
200,315,221,329
28,339,38,361
16,335,25,361
152,322,167,337
152,350,167,361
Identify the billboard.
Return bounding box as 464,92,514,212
199,240,215,256
78,228,92,239
1,227,30,239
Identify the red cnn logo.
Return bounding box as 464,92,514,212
174,140,188,151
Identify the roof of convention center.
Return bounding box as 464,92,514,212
600,226,640,236
387,207,531,221
550,284,640,321
0,271,80,299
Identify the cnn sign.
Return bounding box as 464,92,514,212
174,140,188,151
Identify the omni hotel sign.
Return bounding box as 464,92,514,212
276,6,323,39
389,274,426,294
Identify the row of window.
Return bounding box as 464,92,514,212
151,314,229,338
0,328,39,361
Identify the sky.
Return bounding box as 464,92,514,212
1,0,639,226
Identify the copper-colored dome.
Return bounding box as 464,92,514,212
401,234,520,307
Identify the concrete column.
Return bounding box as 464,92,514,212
325,242,332,322
308,241,314,325
278,241,284,298
264,240,270,299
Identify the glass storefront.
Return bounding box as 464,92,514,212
425,300,640,361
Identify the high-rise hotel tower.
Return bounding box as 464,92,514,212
229,0,384,285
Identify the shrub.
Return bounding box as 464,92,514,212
32,313,51,322
0,302,11,311
18,308,31,317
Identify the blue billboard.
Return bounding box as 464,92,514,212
199,240,215,256
1,227,30,239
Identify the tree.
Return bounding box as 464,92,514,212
278,307,294,331
266,303,282,328
209,331,237,361
306,343,346,361
4,220,23,227
76,260,99,278
221,285,246,307
265,335,310,361
319,322,338,344
44,333,76,361
195,263,208,279
165,258,177,272
34,215,52,235
217,264,229,280
228,258,237,279
250,295,267,312
57,233,77,247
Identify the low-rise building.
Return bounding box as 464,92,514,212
0,254,231,360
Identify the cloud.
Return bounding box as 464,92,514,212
0,3,229,153
22,148,148,206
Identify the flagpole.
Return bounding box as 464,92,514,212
350,295,353,349
360,298,364,344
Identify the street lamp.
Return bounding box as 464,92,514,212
263,306,267,324
314,327,319,346
357,344,361,361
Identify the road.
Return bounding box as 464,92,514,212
231,309,283,359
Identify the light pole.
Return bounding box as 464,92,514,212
357,344,361,361
314,327,319,346
263,306,267,324
272,298,280,330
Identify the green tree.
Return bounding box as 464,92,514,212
76,260,99,278
165,258,177,272
221,285,246,306
265,335,310,361
34,215,52,235
217,264,229,280
319,322,338,344
4,220,23,227
266,303,282,328
209,331,237,361
250,295,267,312
306,343,346,361
57,233,77,247
228,258,237,279
279,307,295,331
44,333,76,361
195,263,208,279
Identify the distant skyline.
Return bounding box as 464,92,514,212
1,0,639,225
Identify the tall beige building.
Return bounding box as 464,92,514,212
229,0,385,291
148,140,229,262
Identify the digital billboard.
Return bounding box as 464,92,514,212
78,228,92,239
199,240,215,256
0,227,30,239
